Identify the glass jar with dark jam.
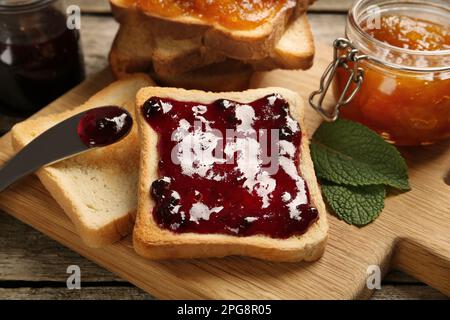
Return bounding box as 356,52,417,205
0,0,85,119
311,0,450,146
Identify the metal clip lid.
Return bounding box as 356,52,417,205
309,38,368,122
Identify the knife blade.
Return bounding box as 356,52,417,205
0,106,132,193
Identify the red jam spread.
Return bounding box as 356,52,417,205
335,15,450,145
77,106,133,147
130,0,294,30
143,94,318,238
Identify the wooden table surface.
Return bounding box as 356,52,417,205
0,0,448,300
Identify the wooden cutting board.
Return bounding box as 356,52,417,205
0,44,449,299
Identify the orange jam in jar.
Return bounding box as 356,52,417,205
365,15,450,51
333,0,450,145
133,0,294,30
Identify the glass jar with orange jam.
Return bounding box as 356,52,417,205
311,0,450,146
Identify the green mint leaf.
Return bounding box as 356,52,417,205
321,181,385,226
311,119,410,191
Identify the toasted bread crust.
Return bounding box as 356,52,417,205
110,0,311,60
110,0,207,39
109,12,315,82
10,75,154,247
249,15,315,71
152,37,226,76
150,60,253,92
133,87,328,261
107,12,253,92
108,11,155,78
202,4,294,60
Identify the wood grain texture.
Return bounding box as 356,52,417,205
308,14,347,44
1,285,445,300
1,211,446,299
0,211,423,283
0,42,449,299
309,0,353,12
0,283,444,300
0,287,152,300
371,285,449,300
0,212,120,282
80,16,119,75
71,0,112,14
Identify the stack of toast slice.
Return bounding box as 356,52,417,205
109,0,316,91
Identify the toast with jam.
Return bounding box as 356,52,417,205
10,75,154,247
133,87,328,261
110,0,314,60
108,0,315,91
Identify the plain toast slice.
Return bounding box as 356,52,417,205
248,14,315,71
133,87,328,261
11,74,154,247
153,14,315,75
109,11,155,78
152,36,226,76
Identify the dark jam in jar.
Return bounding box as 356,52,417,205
77,106,133,148
143,94,318,239
0,2,85,117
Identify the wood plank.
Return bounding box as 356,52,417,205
80,16,119,76
371,285,449,300
0,287,152,300
72,0,111,14
383,271,423,284
0,212,121,282
5,211,448,300
308,13,347,44
309,0,353,12
2,285,446,300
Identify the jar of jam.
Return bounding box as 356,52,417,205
310,0,450,146
0,0,85,119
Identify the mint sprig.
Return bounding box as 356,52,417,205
320,181,385,226
311,119,410,191
311,119,410,226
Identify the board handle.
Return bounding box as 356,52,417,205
392,237,450,296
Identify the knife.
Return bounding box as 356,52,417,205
0,106,132,193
